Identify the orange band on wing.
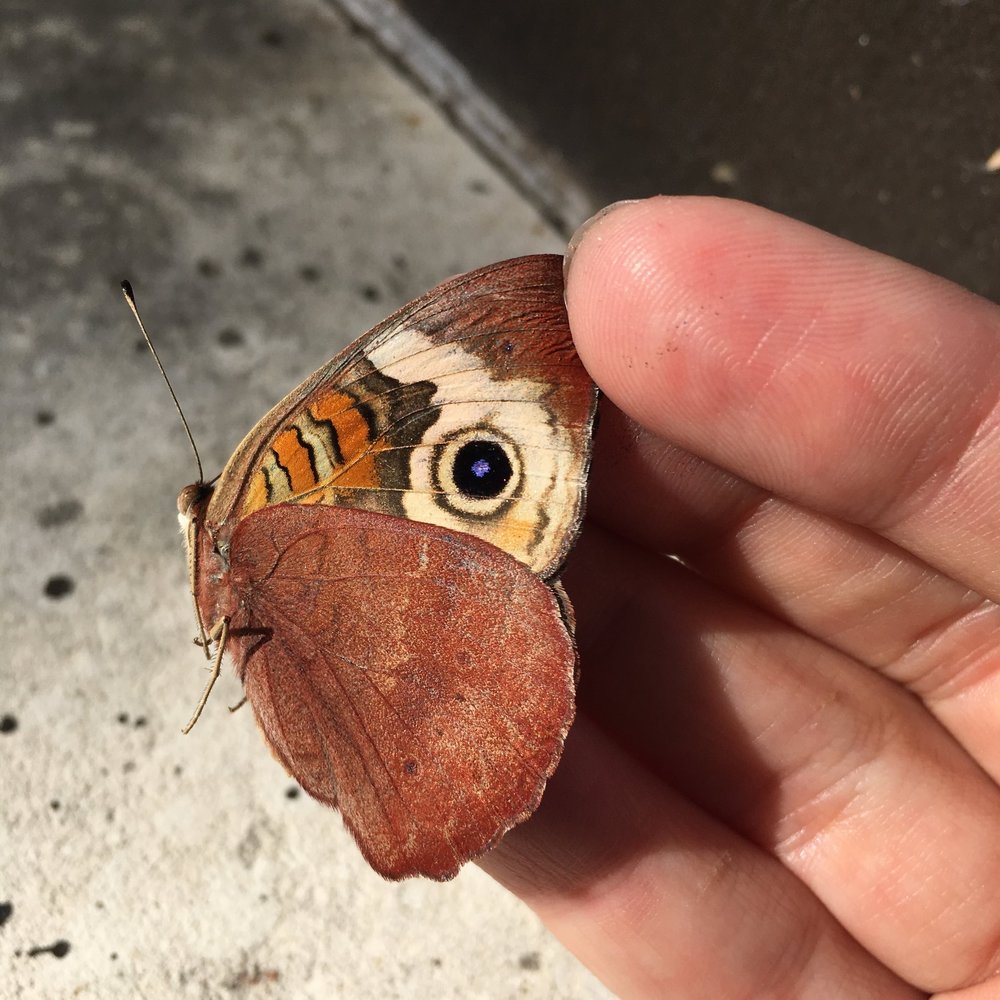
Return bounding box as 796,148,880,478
241,388,389,517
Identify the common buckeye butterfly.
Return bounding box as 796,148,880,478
141,254,597,880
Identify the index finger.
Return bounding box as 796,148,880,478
565,197,1000,599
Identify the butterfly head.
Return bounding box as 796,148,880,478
176,481,214,534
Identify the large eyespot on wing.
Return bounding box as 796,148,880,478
224,502,577,881
361,255,598,578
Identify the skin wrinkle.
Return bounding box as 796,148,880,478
752,315,819,399
747,898,826,1000
771,729,883,860
908,408,1000,540
863,384,1000,543
708,499,982,671
896,598,1000,701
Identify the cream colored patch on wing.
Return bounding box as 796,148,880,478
367,327,579,575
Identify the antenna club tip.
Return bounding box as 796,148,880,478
120,279,134,299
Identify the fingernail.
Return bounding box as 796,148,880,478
564,199,643,283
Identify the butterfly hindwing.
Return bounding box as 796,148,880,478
227,503,577,880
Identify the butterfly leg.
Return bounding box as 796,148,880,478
181,616,230,735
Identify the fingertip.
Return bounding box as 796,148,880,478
564,195,728,425
563,196,852,435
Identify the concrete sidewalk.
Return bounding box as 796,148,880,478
0,2,608,997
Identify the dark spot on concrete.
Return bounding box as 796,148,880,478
260,28,284,47
299,264,321,283
217,326,244,348
123,761,136,773
284,786,300,800
237,826,262,868
0,901,12,927
35,410,55,426
36,499,83,528
225,964,281,988
110,952,118,960
403,759,418,775
50,800,60,811
240,246,263,268
0,715,17,734
518,951,541,971
135,338,148,354
430,956,442,967
105,807,115,822
134,716,147,728
468,178,490,194
197,258,221,278
43,575,74,599
95,901,104,909
359,283,381,302
27,940,70,959
117,712,129,724
391,253,408,271
173,764,183,776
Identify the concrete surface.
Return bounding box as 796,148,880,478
396,0,1000,302
0,2,610,997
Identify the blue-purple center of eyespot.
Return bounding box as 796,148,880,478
453,440,513,499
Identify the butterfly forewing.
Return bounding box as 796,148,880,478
204,255,596,578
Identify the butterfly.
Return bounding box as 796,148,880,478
173,254,597,880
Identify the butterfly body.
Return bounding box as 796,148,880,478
179,254,597,879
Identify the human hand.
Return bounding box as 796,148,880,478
480,197,1000,999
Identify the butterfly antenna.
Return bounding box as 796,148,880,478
121,280,205,485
